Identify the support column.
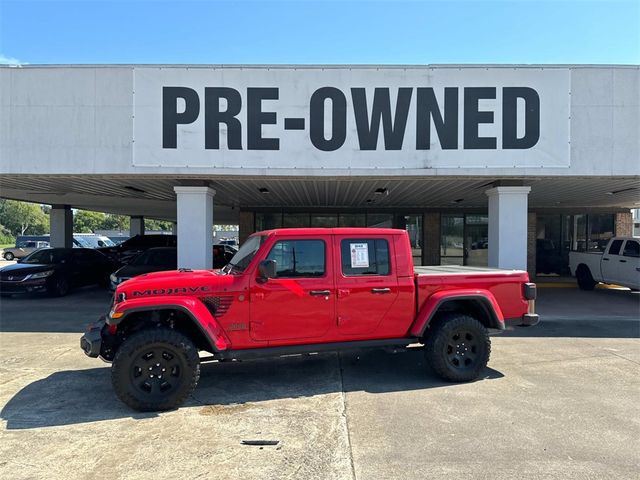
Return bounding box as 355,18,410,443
485,186,531,270
130,216,145,236
50,205,73,248
423,212,441,266
615,212,633,237
174,186,215,269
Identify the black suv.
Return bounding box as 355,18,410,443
98,235,177,265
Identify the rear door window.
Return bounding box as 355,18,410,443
623,240,639,258
608,240,624,256
340,239,390,276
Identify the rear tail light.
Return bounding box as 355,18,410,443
524,283,537,300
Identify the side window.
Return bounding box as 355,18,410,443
266,240,325,278
73,250,93,265
623,240,639,258
340,239,390,276
608,240,624,256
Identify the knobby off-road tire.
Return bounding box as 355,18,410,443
576,265,597,291
424,313,491,382
111,327,200,412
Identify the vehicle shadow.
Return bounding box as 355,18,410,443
504,287,640,339
1,348,503,430
0,286,111,333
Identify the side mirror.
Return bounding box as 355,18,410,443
257,259,276,283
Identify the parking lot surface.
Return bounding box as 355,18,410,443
0,286,639,479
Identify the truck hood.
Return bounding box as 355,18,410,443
116,269,241,299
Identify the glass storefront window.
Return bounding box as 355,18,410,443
367,213,393,228
311,215,338,227
441,215,464,260
255,212,282,231
570,214,587,252
398,214,423,265
283,213,310,228
587,214,615,252
338,213,366,227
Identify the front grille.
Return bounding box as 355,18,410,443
0,274,27,282
200,295,234,318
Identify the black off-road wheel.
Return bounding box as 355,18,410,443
424,313,491,382
111,327,200,412
576,265,597,291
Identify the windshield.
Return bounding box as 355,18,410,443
222,235,264,274
22,249,69,264
132,249,177,268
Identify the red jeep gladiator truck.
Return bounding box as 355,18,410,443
81,228,538,411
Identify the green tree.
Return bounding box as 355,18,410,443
101,214,130,231
145,218,173,232
73,209,106,233
0,200,49,236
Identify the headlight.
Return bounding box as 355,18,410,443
110,273,118,283
26,270,54,280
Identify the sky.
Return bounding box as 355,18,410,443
0,0,638,65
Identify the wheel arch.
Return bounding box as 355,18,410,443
412,292,504,338
110,301,229,353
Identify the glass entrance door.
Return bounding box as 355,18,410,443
396,214,423,265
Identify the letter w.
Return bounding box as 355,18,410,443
351,88,413,150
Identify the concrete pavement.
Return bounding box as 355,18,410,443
0,287,638,479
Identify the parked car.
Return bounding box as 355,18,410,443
110,247,178,291
98,234,177,265
569,237,640,290
536,239,565,275
0,248,115,297
73,234,116,248
81,227,538,411
213,244,236,268
2,241,50,261
218,238,238,247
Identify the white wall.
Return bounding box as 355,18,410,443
1,65,638,178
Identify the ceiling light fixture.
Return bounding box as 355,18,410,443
607,187,637,195
124,186,146,193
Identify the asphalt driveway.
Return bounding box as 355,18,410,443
0,286,638,479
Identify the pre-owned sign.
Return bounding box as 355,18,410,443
133,67,570,169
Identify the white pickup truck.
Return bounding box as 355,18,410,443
569,237,640,290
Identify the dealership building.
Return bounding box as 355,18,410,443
1,64,638,276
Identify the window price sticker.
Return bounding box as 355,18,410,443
350,243,369,268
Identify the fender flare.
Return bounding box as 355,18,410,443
108,296,231,351
410,289,505,337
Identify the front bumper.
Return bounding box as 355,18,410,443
80,318,106,358
0,278,48,294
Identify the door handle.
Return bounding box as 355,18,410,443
619,259,627,263
603,258,610,261
371,288,391,294
310,290,331,296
